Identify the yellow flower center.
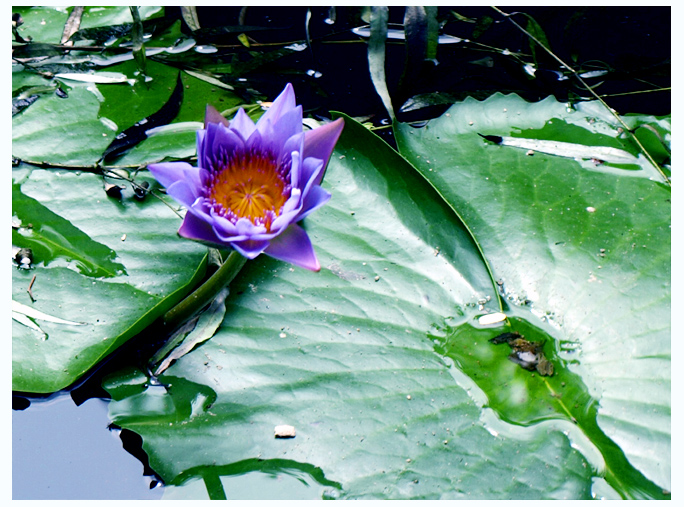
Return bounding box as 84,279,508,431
208,151,289,230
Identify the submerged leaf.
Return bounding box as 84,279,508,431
12,181,127,278
12,94,40,116
367,6,393,119
521,13,552,66
152,287,230,376
68,15,175,45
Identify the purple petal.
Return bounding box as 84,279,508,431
197,124,218,171
148,161,201,195
270,189,303,232
302,118,344,185
281,132,304,161
229,108,257,139
244,126,264,153
298,157,324,195
202,124,244,172
196,128,207,165
178,211,225,245
289,150,302,190
166,180,200,208
264,223,321,271
180,211,269,260
204,104,229,128
198,167,211,187
231,239,270,259
281,187,303,216
257,106,303,154
296,185,331,221
257,83,296,127
204,208,240,238
234,217,267,236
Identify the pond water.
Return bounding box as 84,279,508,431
13,393,162,500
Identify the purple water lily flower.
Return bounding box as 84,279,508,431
148,84,344,271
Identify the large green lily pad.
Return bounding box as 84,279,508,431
395,94,670,494
102,114,668,499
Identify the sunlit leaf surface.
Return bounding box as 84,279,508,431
104,116,629,500
395,94,671,495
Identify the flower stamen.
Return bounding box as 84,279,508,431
207,150,290,230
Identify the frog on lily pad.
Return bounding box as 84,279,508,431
489,331,554,376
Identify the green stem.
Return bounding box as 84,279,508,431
163,250,247,328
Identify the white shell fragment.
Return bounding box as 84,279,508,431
274,425,296,438
478,312,507,326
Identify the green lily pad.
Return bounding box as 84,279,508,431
12,167,207,393
12,6,163,46
395,93,670,495
104,115,604,500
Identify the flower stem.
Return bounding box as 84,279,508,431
163,250,247,328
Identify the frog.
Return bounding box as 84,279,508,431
489,331,554,376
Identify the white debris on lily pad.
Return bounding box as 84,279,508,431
12,300,86,325
493,136,638,165
351,26,462,44
183,69,234,90
12,312,45,336
55,72,131,84
274,425,296,438
285,42,307,51
478,312,507,326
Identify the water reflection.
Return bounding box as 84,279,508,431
12,393,162,500
164,458,342,500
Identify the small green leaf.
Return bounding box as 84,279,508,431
521,13,552,65
152,287,230,376
13,181,127,278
